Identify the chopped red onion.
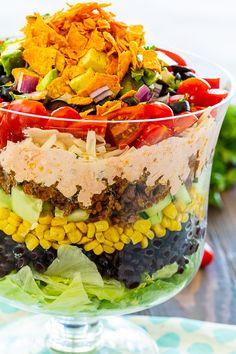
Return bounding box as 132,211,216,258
153,83,163,95
16,73,39,93
94,89,113,103
135,84,152,102
156,93,170,104
90,86,110,99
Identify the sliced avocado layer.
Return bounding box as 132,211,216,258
11,186,43,224
0,188,11,209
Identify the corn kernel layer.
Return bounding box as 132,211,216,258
0,189,205,254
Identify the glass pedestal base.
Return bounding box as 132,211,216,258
0,314,159,354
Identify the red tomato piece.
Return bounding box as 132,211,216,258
45,107,81,130
201,243,214,268
169,95,186,104
68,116,107,139
161,112,198,134
5,100,48,142
192,89,228,107
134,124,173,148
155,47,188,66
203,78,220,89
106,103,174,149
177,78,211,96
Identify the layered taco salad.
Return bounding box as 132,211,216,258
0,3,229,313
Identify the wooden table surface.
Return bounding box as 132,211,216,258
141,188,236,325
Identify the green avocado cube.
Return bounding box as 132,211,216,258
37,68,58,91
80,48,107,73
0,188,11,209
69,68,95,94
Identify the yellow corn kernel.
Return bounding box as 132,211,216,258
0,208,10,220
67,230,82,243
161,216,171,229
39,212,53,225
104,227,119,243
103,245,115,254
120,234,130,244
0,220,8,230
163,203,178,220
16,224,29,238
124,227,133,237
58,238,72,245
40,239,52,250
52,243,60,250
84,240,100,251
64,223,76,234
8,215,21,227
95,232,105,243
51,217,67,226
35,224,49,239
134,219,151,234
103,239,113,247
94,244,103,255
49,226,65,241
76,222,88,234
181,213,189,223
3,224,17,236
146,230,155,240
131,231,143,245
114,225,124,235
44,230,51,240
114,242,124,251
12,233,24,243
87,223,95,239
25,233,39,251
153,224,166,238
169,220,182,232
78,236,90,245
22,220,32,229
94,220,109,232
141,236,149,249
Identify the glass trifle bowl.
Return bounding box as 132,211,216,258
0,2,234,353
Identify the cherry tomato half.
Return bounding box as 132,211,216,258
106,103,174,149
68,116,107,139
156,48,188,66
134,124,173,148
192,89,228,107
4,100,48,143
45,107,81,130
161,112,198,134
203,78,220,89
177,78,211,96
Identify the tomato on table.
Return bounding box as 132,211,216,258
155,48,188,66
106,103,174,149
3,100,48,143
134,124,173,148
45,107,81,130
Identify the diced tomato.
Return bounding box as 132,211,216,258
4,100,48,143
203,78,220,89
45,107,81,130
67,116,107,139
134,124,173,148
191,89,228,107
161,112,198,134
201,243,214,268
155,48,188,66
106,103,174,149
177,78,211,96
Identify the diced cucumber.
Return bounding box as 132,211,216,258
55,208,89,222
194,167,211,194
150,212,162,226
0,188,11,209
144,194,172,217
175,184,192,205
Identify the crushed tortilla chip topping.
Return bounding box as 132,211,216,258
21,2,163,100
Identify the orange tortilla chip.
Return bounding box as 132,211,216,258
142,49,162,71
56,52,66,72
120,90,136,100
12,68,40,81
66,23,88,57
126,25,145,46
86,30,106,52
106,55,118,75
47,77,73,99
78,73,121,97
83,18,96,30
68,96,93,105
129,41,139,69
118,51,132,80
62,64,85,79
96,100,123,116
103,31,120,54
23,47,58,76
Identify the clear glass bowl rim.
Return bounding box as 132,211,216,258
0,49,235,125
